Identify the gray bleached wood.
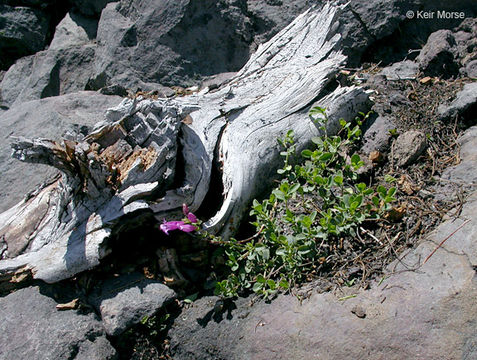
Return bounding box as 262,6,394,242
0,2,371,285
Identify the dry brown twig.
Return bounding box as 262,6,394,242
423,219,471,265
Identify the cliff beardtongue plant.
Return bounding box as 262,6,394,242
160,204,198,235
214,107,397,300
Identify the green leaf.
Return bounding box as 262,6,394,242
184,292,199,304
355,182,366,192
319,152,332,162
279,279,289,289
289,183,301,194
309,106,327,116
272,189,286,201
297,245,311,256
311,137,323,146
253,282,263,292
334,175,343,186
301,149,313,158
256,275,266,283
372,196,380,206
384,174,397,183
301,216,312,228
267,279,276,290
351,154,361,165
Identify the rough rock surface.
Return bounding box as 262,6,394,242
439,126,477,192
380,60,418,80
168,125,477,359
0,5,49,70
69,0,115,17
465,59,477,78
415,18,477,79
361,115,396,154
89,272,176,336
0,286,117,360
91,0,313,90
416,29,459,78
49,12,97,50
0,12,97,108
438,82,477,120
392,130,427,167
0,92,121,213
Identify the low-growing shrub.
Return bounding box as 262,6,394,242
214,107,396,299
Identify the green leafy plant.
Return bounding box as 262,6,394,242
140,313,170,337
214,107,396,299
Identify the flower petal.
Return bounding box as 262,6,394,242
187,212,198,223
182,203,190,216
179,224,196,233
160,221,184,235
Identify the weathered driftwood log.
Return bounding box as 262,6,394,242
0,2,371,285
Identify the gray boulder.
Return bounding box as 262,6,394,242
0,12,97,108
91,0,312,90
0,5,49,70
464,59,477,78
438,82,477,120
0,91,122,213
416,29,459,78
380,60,419,80
439,125,477,190
89,272,176,336
361,115,396,154
49,12,97,50
0,286,117,360
1,0,57,8
69,0,115,17
0,46,96,108
246,0,314,51
392,130,427,167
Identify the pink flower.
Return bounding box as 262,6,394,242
160,221,183,235
182,203,190,215
187,212,197,223
159,204,199,235
182,203,198,223
179,223,196,232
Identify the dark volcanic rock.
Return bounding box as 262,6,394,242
439,126,477,193
438,82,477,121
0,4,50,70
361,115,396,154
68,0,115,17
246,0,314,51
380,60,419,80
464,60,477,78
0,92,122,213
392,130,427,167
0,286,117,360
359,0,476,66
416,29,459,78
88,272,176,336
49,12,97,49
0,46,96,108
0,12,97,108
91,0,312,90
